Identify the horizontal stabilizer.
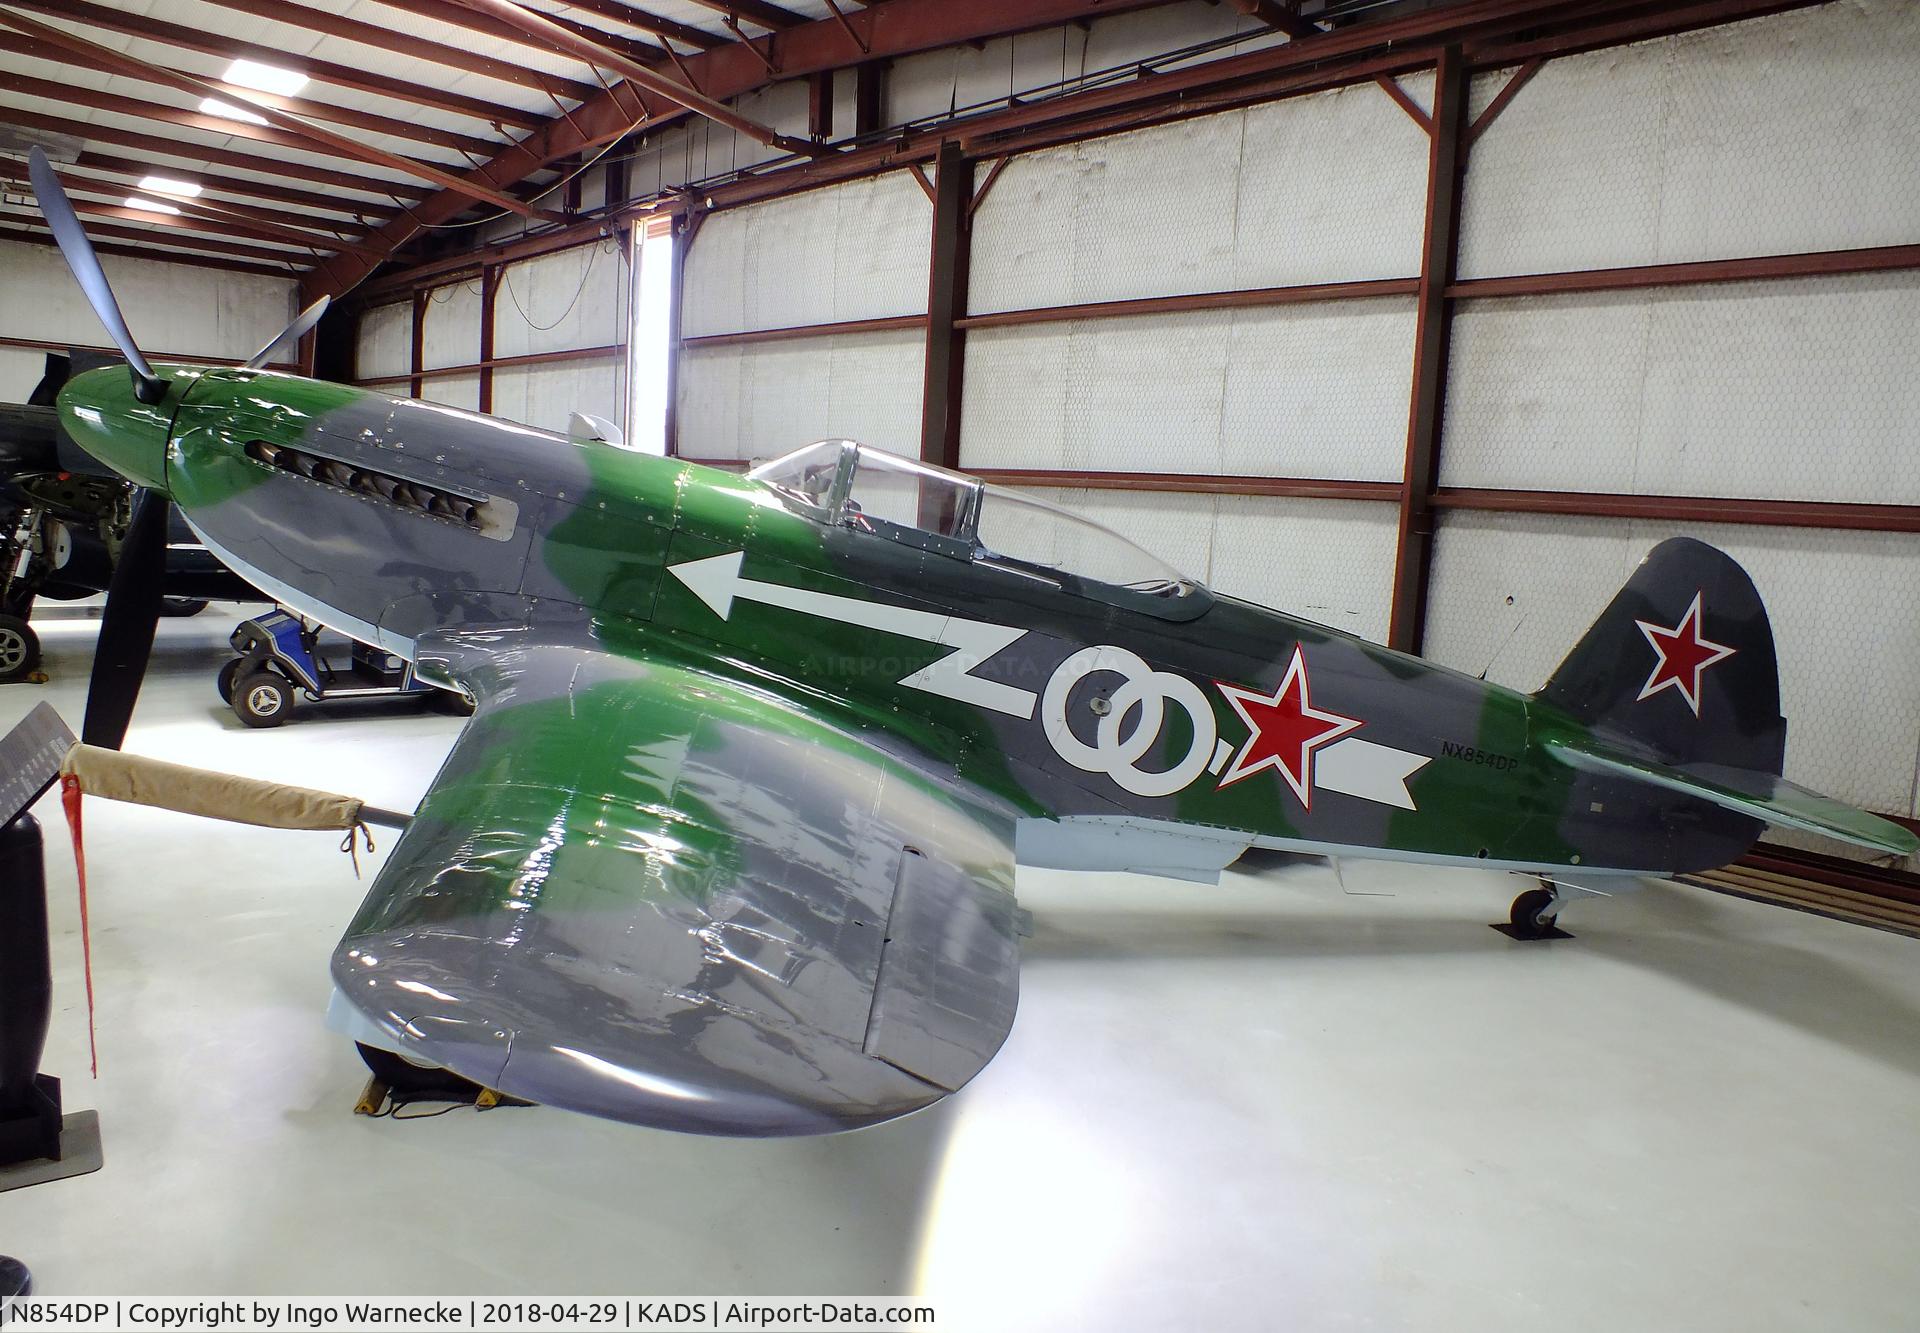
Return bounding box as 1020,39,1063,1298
1547,740,1919,857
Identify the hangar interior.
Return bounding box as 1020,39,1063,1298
2,0,1920,1326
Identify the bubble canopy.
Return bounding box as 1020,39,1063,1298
746,441,1208,619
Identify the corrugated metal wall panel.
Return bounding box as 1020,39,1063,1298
968,81,1427,316
355,301,411,382
495,241,628,359
960,299,1415,480
419,372,480,413
1439,273,1920,504
1459,0,1920,278
1210,494,1398,642
0,238,296,384
493,361,622,437
674,169,935,460
680,171,932,337
421,280,481,372
676,329,925,462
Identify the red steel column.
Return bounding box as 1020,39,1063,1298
919,142,973,470
408,288,427,400
1387,44,1469,654
477,263,498,415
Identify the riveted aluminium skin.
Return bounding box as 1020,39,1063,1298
52,362,1839,872
52,361,1916,1133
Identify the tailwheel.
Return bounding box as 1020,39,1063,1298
1496,883,1572,941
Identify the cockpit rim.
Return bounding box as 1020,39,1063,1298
746,439,1211,621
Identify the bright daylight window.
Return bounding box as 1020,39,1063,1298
624,216,674,454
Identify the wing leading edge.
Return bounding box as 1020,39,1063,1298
332,629,1021,1136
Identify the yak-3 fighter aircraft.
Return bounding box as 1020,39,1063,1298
23,148,1918,1136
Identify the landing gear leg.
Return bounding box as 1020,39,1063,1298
1494,881,1573,941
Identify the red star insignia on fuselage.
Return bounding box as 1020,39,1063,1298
1635,591,1736,716
1216,644,1362,808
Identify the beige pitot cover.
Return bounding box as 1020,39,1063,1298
59,743,366,831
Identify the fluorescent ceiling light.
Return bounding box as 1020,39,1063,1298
123,196,180,215
136,175,201,198
199,97,269,127
221,58,307,97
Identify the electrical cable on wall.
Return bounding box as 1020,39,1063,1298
501,235,618,332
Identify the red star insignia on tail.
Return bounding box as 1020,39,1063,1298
1635,591,1735,716
1216,644,1362,808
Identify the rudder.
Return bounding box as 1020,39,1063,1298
1537,537,1786,776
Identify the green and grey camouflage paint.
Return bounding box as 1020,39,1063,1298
54,362,1916,1134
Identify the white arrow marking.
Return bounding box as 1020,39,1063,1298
1315,737,1432,811
669,550,1037,718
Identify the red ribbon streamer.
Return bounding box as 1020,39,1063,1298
58,774,98,1079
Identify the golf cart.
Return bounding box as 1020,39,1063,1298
219,608,469,727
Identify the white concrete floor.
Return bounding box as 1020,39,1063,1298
3,604,1920,1329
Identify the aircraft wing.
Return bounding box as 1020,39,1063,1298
331,629,1021,1136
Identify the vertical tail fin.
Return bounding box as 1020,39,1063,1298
1538,537,1786,775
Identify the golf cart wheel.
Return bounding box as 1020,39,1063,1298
233,670,294,727
160,597,209,617
0,614,40,684
215,657,243,704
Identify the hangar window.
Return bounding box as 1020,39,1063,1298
624,217,674,454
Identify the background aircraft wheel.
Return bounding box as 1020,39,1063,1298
159,597,209,617
215,658,242,705
1507,886,1559,939
233,670,293,727
0,614,40,684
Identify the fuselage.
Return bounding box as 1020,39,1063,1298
58,363,1754,877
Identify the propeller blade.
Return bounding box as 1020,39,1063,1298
27,147,163,401
245,295,330,370
82,488,169,750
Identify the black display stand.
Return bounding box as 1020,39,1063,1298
0,703,102,1194
0,815,60,1164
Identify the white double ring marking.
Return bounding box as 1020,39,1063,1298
1041,646,1217,798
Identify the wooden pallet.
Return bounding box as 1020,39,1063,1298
1688,861,1920,939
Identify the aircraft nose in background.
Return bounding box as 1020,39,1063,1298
55,364,174,493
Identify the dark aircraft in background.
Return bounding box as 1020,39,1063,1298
0,351,261,680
